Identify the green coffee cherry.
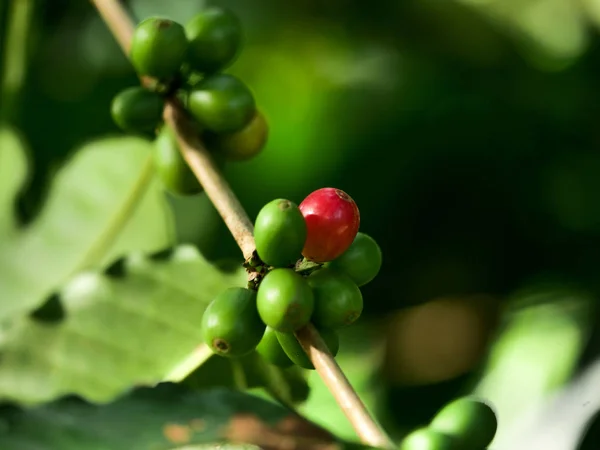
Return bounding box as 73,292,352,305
430,397,497,449
256,268,314,332
256,326,293,368
210,111,269,161
153,126,203,195
254,198,306,267
185,7,242,73
110,87,164,134
187,74,255,133
201,287,265,358
307,268,363,329
275,328,339,370
130,17,188,79
399,428,460,450
327,232,382,287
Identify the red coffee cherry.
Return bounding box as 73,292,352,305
298,188,360,263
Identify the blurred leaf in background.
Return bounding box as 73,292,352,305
0,384,337,450
455,0,589,69
0,129,175,321
474,282,594,447
0,245,245,405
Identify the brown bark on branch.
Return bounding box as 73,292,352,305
90,2,394,448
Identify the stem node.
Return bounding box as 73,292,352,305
91,2,395,447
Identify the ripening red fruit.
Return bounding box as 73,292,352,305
298,188,360,263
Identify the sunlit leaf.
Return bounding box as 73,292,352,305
473,284,594,448
0,130,175,321
0,245,246,404
456,0,588,68
494,358,600,450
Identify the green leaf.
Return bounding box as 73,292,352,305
457,0,588,68
0,128,176,321
473,283,593,448
0,245,246,405
0,384,339,450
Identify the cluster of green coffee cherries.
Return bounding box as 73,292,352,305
201,187,499,449
201,187,381,370
398,396,498,450
111,7,267,195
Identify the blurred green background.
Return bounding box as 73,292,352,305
4,0,600,448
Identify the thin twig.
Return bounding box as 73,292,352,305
91,0,256,260
295,324,395,449
163,104,256,260
92,0,135,54
91,1,395,447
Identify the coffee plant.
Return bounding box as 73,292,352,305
3,0,600,449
